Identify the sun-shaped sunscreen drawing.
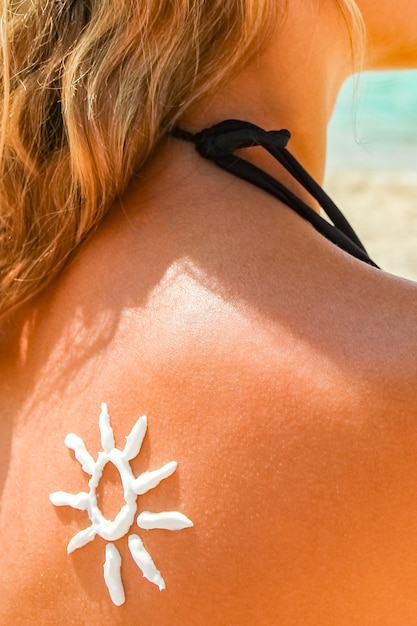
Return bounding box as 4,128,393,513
50,403,193,606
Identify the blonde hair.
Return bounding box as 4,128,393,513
0,0,362,320
336,0,366,68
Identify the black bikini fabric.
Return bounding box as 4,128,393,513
171,119,379,269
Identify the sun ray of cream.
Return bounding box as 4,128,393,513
137,511,194,531
99,403,115,452
122,415,147,461
128,534,166,591
49,491,90,511
50,404,193,606
67,526,96,554
133,461,177,496
103,544,125,606
64,434,95,475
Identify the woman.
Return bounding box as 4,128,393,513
1,0,417,623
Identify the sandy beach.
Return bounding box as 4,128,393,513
324,170,417,282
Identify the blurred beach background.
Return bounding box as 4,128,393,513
325,70,417,280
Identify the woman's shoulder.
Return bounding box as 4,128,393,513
2,214,417,623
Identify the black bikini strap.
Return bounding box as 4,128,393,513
170,119,379,269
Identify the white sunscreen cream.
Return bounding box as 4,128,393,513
103,544,125,606
50,403,193,605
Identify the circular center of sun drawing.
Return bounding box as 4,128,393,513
89,452,138,541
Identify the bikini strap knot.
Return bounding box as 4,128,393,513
171,119,291,159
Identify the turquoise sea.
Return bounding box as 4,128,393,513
326,70,417,173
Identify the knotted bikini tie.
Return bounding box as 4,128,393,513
171,119,379,269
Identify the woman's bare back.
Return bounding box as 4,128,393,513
2,150,417,624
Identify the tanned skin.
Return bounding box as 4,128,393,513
1,0,417,623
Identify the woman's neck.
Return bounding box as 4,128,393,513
181,0,353,186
